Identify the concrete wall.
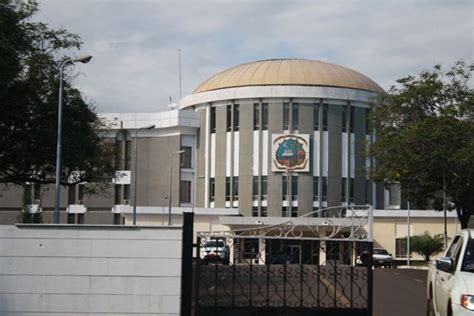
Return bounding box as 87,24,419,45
0,224,183,315
372,213,461,261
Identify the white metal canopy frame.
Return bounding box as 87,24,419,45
197,205,374,243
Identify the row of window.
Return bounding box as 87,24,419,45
25,184,87,205
208,176,372,206
210,104,371,134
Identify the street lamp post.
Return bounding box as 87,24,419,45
54,55,92,224
168,150,185,225
132,125,155,225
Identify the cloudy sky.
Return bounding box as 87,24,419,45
35,0,473,113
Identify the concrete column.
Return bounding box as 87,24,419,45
215,105,227,208
327,104,342,210
298,103,313,215
195,108,207,207
267,102,283,216
239,102,254,216
354,106,366,205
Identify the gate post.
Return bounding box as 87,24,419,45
181,212,194,316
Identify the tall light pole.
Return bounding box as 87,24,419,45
168,150,185,225
55,55,92,224
407,199,411,266
132,125,155,225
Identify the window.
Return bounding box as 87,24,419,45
313,104,320,130
341,178,347,203
232,177,239,201
312,207,319,217
124,140,131,170
33,184,40,200
225,177,231,201
313,177,319,201
210,106,216,133
291,207,298,217
341,107,347,132
67,213,75,224
322,177,327,202
233,104,240,131
261,207,267,217
78,184,85,202
350,106,354,133
365,180,371,204
77,213,85,224
283,103,290,130
123,184,130,200
350,179,354,203
114,139,122,169
226,105,232,132
323,104,328,131
24,185,32,204
282,207,289,217
261,176,268,200
253,176,258,200
291,175,298,201
180,146,192,169
396,238,408,258
114,213,122,225
209,178,215,202
253,103,260,130
114,185,121,205
252,207,258,217
388,184,401,207
282,176,289,200
262,103,268,130
180,181,191,203
365,108,371,135
68,185,76,204
292,103,299,131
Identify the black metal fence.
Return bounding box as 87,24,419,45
192,236,373,316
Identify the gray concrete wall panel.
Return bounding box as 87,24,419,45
239,102,254,216
297,103,313,215
136,136,180,207
0,225,182,315
267,102,283,216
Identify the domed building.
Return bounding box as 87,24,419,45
180,58,385,217
0,58,460,261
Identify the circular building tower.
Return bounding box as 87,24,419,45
180,59,384,218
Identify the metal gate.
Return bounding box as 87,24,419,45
192,206,374,316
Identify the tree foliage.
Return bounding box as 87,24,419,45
369,62,474,228
410,232,445,262
0,0,114,190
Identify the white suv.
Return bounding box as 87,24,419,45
427,229,474,315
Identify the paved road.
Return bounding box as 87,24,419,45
374,268,427,316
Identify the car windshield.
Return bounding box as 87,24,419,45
374,249,388,255
204,240,225,248
461,238,474,273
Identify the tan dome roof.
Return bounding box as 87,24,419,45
194,59,383,94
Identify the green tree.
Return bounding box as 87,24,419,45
410,232,445,262
369,61,474,228
0,0,114,190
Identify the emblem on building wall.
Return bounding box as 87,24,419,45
271,134,310,172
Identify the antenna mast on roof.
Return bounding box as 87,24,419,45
178,48,182,100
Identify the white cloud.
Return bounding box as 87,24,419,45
35,0,473,113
